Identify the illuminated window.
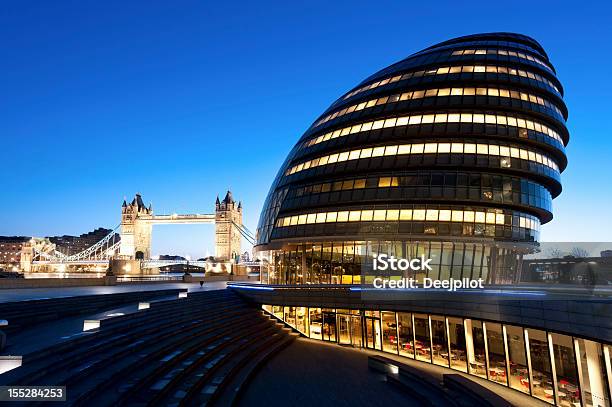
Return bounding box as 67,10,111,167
342,63,560,102
400,209,413,220
387,210,399,221
451,210,463,222
426,209,439,221
378,177,392,187
373,210,386,221
413,209,426,221
288,141,559,176
276,208,540,232
439,210,451,221
361,210,373,221
354,179,366,189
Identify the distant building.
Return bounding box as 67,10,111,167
239,251,251,263
0,236,31,270
0,228,116,271
522,253,612,285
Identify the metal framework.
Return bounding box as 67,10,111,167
232,221,255,245
29,221,254,267
32,225,121,264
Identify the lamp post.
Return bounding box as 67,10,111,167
184,255,191,277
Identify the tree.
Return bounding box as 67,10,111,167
546,247,564,258
570,247,590,258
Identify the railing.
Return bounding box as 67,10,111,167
116,275,184,282
141,260,211,269
227,282,612,296
32,225,121,263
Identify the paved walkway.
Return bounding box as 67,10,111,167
4,302,140,355
239,338,420,407
240,337,548,407
0,281,227,303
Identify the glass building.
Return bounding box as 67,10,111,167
242,33,612,407
255,32,569,285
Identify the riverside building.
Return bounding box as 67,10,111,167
238,33,612,407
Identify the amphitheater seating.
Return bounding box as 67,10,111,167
443,374,513,407
369,355,460,407
369,355,512,407
0,289,296,406
0,288,183,334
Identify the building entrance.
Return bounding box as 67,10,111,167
365,315,381,350
350,315,363,348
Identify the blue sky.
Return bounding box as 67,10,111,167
1,1,610,257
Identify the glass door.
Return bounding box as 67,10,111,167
365,317,382,350
351,315,363,348
322,310,337,342
337,314,351,345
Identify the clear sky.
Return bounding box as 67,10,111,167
1,1,610,258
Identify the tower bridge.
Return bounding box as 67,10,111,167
23,191,255,275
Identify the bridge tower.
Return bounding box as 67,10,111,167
215,191,242,262
20,240,34,272
119,193,153,259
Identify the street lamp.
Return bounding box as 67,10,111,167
184,255,191,276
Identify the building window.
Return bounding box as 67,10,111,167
397,312,415,358
466,319,487,378
485,322,508,386
381,311,399,354
448,317,468,372
309,308,322,340
431,315,449,367
550,333,580,406
414,314,432,362
295,307,309,336
526,328,555,403
322,309,337,342
575,339,611,407
505,325,530,393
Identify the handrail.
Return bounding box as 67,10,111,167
227,282,612,297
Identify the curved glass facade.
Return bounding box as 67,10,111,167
256,32,569,284
263,304,611,407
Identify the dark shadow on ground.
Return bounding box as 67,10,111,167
238,337,422,407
